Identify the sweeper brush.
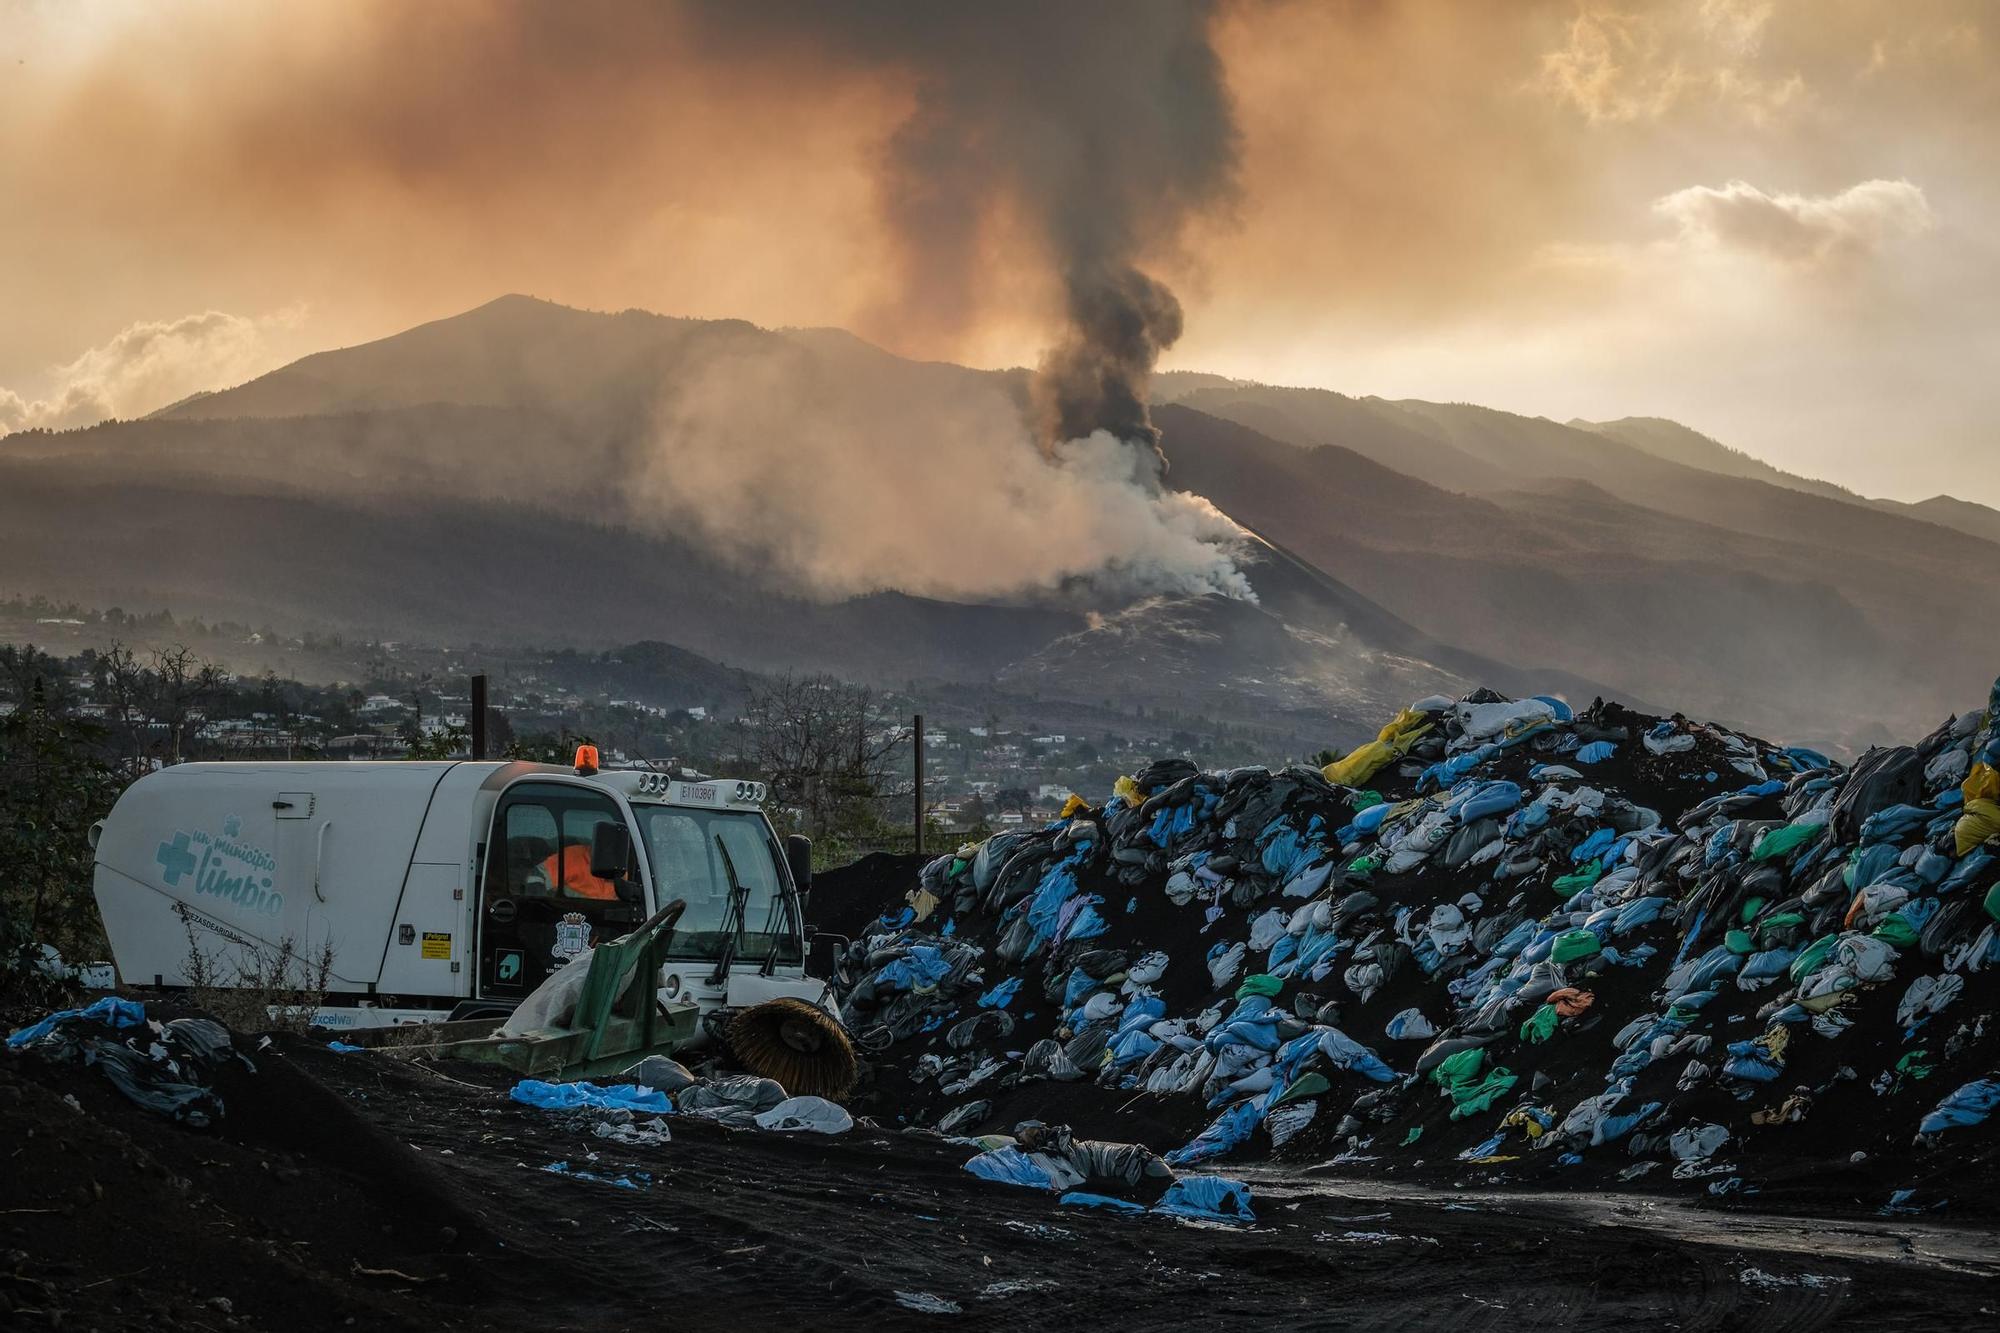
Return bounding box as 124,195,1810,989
728,998,859,1099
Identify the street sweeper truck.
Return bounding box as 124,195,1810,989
90,749,837,1033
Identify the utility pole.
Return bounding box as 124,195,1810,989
912,712,925,856
470,674,488,759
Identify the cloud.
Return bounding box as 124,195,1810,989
1654,178,1934,263
0,307,304,434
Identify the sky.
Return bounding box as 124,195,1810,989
1,0,1995,505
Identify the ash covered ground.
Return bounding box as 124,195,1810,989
2,1032,1995,1331
6,685,2000,1329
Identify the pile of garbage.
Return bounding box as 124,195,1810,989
6,996,251,1129
835,683,2000,1205
510,1059,855,1139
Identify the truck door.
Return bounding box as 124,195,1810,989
476,782,644,1000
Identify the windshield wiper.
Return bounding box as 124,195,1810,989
706,834,751,987
757,867,794,978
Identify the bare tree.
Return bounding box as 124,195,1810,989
738,673,901,838
95,641,149,775
146,645,224,765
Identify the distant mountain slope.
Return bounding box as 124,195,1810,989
156,295,752,424
1904,493,2000,546
11,294,1989,748
0,454,1084,687
10,300,1598,736
1175,383,2000,560
1153,402,1984,746
1571,416,1862,503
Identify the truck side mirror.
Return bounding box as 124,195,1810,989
591,822,633,881
785,834,813,898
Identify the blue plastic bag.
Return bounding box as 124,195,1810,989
1154,1174,1255,1223
1918,1079,2000,1134
6,996,147,1048
511,1079,672,1114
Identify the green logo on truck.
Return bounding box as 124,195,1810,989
155,818,282,918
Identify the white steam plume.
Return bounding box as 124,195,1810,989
637,335,1254,604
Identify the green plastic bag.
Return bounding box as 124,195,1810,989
1235,973,1282,1000
1430,1047,1485,1091
1550,930,1602,965
1985,882,2000,924
1518,1004,1559,1044
1552,860,1602,900
1271,1072,1330,1108
1872,914,1919,948
1724,928,1754,955
1738,896,1767,925
1788,934,1837,983
1756,911,1804,939
1449,1068,1519,1120
1752,821,1824,862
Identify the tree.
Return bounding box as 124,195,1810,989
738,672,900,839
996,786,1033,817
407,721,469,760
0,679,120,997
145,645,224,765
95,641,149,776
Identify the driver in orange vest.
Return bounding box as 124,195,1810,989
536,843,618,900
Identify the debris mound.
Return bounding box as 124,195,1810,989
833,684,2000,1208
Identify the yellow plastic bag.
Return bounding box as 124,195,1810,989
1323,739,1395,787
1964,763,2000,806
1059,793,1090,820
1322,714,1433,787
1955,796,2000,857
1112,775,1143,808
1378,707,1428,744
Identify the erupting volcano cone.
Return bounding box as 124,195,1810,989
728,998,858,1099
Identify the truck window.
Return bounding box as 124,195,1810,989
486,783,629,903
635,806,798,964
501,803,560,898
556,806,626,900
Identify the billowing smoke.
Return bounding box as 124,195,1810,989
695,1,1237,449
676,0,1250,596
6,1,1257,602
635,331,1254,604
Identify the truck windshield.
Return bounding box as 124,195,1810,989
634,806,800,964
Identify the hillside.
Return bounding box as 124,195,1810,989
7,295,1991,748
1151,401,1988,746
8,299,1604,739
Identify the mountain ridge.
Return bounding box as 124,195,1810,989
9,294,1987,749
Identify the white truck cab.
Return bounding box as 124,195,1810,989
91,755,828,1029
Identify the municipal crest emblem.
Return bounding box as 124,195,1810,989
552,912,591,961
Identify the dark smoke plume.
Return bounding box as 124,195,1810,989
693,0,1240,451
1038,264,1186,449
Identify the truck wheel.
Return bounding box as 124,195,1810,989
727,998,858,1099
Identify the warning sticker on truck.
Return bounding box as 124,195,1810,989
420,931,452,960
